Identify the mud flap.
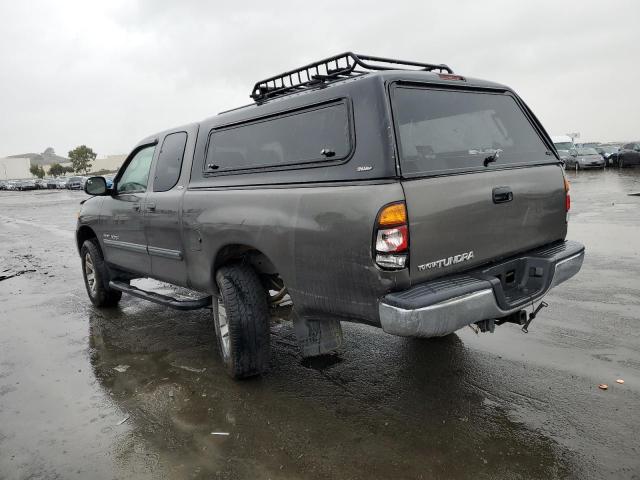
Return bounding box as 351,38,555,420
293,313,343,358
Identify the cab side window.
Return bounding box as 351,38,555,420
118,145,156,193
154,132,187,192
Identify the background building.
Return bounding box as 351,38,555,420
0,149,127,178
0,157,31,180
8,147,68,167
91,154,126,173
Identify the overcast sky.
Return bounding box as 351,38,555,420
1,0,638,157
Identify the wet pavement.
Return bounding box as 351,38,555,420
1,170,639,479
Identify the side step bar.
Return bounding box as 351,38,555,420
109,280,212,311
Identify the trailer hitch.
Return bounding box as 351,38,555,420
522,301,548,333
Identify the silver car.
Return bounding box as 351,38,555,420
66,176,85,190
566,147,605,170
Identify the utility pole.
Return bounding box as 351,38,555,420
567,132,580,145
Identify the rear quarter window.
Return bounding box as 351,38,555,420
391,86,553,176
154,132,187,192
204,100,351,174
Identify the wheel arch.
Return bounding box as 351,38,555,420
213,244,279,277
76,225,99,255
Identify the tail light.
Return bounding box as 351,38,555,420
564,175,571,222
374,202,408,269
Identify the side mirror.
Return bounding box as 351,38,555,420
85,176,108,196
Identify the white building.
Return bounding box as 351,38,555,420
0,157,31,180
91,154,126,173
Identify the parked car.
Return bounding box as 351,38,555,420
565,147,605,169
34,179,47,189
617,142,640,168
595,145,620,166
556,149,572,165
56,178,68,189
579,142,601,149
66,176,86,190
3,181,17,191
604,144,624,166
46,178,59,189
17,179,37,190
76,52,584,379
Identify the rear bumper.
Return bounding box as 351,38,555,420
379,240,584,337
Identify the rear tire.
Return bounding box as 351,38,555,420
80,239,121,307
213,263,270,379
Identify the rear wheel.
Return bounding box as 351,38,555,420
81,239,121,307
213,263,270,379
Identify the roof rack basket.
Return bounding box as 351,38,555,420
250,52,453,102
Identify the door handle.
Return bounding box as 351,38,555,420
492,186,513,204
132,204,141,212
146,203,156,212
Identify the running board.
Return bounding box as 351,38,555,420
109,280,212,310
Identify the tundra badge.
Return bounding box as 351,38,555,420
418,251,474,271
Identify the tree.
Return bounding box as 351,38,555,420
29,164,45,179
48,163,69,177
68,145,97,174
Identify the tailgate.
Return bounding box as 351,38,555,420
403,165,567,283
389,83,567,284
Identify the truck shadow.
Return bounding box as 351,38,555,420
87,302,578,479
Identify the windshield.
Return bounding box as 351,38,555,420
391,87,552,176
576,148,598,155
554,142,573,150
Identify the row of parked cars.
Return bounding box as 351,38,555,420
0,175,115,191
552,137,640,170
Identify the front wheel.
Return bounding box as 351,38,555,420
213,263,270,379
80,239,121,307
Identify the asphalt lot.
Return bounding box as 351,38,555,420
1,169,639,479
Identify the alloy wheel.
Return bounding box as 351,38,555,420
85,253,97,296
216,300,230,358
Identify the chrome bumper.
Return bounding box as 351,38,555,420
379,241,585,338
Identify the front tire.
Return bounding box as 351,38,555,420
80,239,121,307
213,263,270,379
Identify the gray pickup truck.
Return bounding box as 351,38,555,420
77,53,584,378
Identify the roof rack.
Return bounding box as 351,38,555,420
250,52,453,102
